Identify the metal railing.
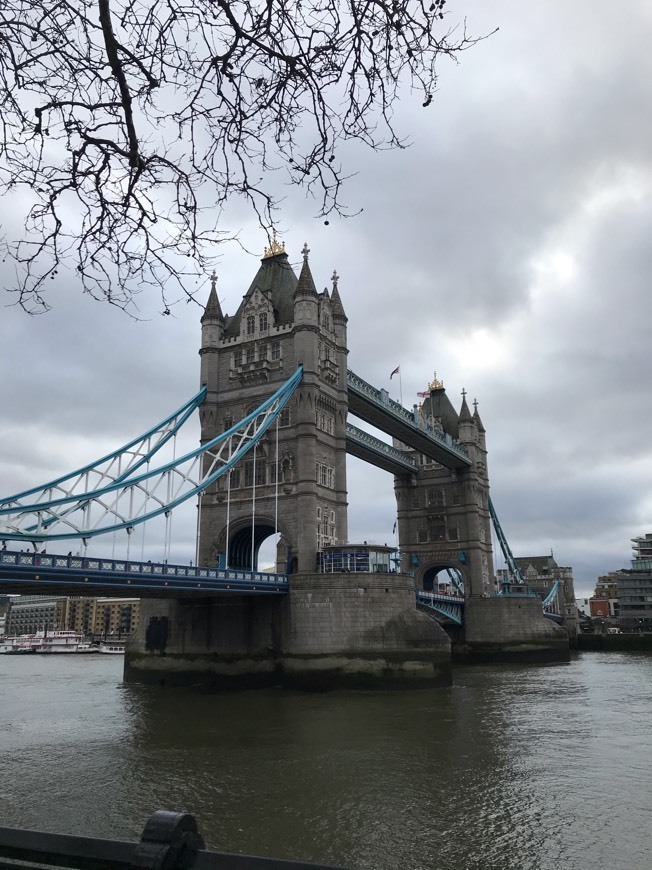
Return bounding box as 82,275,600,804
0,550,288,588
347,370,470,464
0,810,347,870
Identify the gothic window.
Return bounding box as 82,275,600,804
234,350,242,367
418,529,428,544
246,314,255,335
223,416,233,432
259,312,268,332
316,462,335,489
428,515,447,542
322,314,330,331
279,408,291,427
271,342,281,360
448,525,459,542
230,469,240,489
255,463,266,486
427,488,445,508
269,462,278,483
453,485,462,506
316,409,334,435
244,461,254,487
246,348,255,364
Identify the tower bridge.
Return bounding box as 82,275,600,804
0,238,571,687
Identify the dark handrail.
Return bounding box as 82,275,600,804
0,810,348,870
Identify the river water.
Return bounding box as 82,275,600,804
1,652,650,870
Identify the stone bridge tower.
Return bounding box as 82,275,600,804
394,376,495,598
198,238,349,574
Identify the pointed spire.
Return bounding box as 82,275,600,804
459,387,473,423
294,242,318,297
201,270,224,322
473,398,485,432
330,268,347,320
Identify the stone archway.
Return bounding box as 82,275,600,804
215,517,281,571
421,563,465,596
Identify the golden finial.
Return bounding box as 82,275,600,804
429,371,444,390
263,229,286,259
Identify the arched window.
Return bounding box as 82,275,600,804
246,314,255,335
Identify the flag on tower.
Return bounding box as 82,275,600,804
392,520,397,534
390,366,400,379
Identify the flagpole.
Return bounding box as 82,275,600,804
398,368,403,406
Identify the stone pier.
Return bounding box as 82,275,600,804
124,572,452,689
456,596,570,662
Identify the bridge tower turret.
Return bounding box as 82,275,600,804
199,270,225,433
394,375,495,600
196,237,348,575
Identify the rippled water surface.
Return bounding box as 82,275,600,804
1,653,651,869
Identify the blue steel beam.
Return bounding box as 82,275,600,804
345,424,417,475
416,590,464,625
0,367,303,542
347,370,471,469
0,550,288,598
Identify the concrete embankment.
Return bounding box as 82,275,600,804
578,633,652,652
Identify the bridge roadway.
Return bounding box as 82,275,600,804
347,370,472,470
0,550,288,598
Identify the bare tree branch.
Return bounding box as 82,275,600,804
0,0,490,312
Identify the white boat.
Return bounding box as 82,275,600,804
97,642,126,654
0,630,97,654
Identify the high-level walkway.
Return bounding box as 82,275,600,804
347,370,471,469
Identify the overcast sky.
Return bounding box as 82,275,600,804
1,0,650,597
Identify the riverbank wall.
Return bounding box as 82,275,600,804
578,633,652,652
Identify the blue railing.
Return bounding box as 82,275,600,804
0,550,288,595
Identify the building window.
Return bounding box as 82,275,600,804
234,350,242,367
428,515,447,541
223,416,234,432
230,469,240,489
279,408,291,427
316,410,335,435
246,315,255,335
246,348,255,364
259,312,268,332
427,488,445,508
418,529,428,544
244,461,254,487
316,462,335,489
271,342,281,360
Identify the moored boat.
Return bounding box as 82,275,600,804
0,630,97,654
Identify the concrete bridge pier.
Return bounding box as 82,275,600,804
124,573,452,689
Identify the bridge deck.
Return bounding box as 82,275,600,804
0,551,288,598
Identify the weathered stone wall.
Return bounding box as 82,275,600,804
125,572,452,689
458,596,570,662
280,572,451,688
